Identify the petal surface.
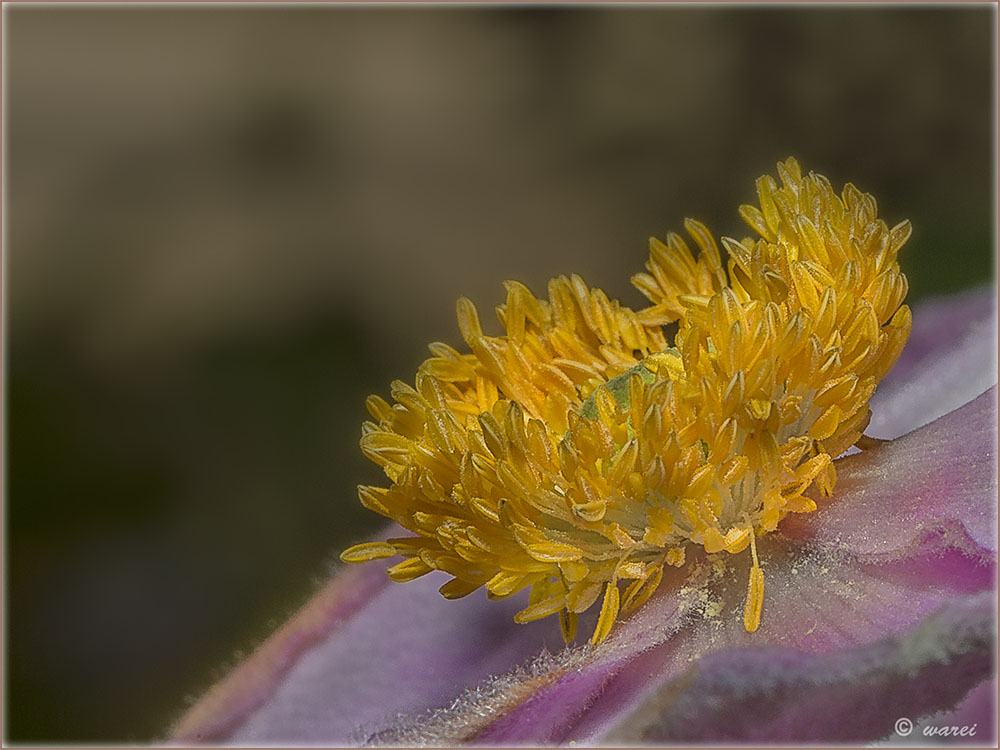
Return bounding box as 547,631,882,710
869,286,996,439
171,555,564,744
171,563,389,743
172,294,998,746
783,386,997,557
601,591,995,743
917,677,997,745
366,395,997,745
369,535,994,745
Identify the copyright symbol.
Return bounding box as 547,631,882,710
895,717,913,736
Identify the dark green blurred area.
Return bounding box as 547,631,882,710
4,6,994,743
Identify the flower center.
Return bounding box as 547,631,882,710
342,158,912,644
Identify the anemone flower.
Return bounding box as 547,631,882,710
171,160,997,746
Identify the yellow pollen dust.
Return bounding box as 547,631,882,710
342,157,911,645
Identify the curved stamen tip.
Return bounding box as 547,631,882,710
856,434,891,451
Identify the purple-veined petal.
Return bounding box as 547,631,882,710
880,286,995,392
369,533,993,745
599,591,994,743
869,286,996,439
171,551,565,744
907,677,997,746
783,386,997,558
171,563,389,743
878,678,999,747
172,301,998,746
361,394,997,745
567,544,993,745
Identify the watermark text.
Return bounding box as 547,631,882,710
895,717,978,739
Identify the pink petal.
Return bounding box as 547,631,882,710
366,389,997,743
782,386,997,557
171,556,564,744
915,677,997,745
570,546,993,744
599,591,994,743
371,535,993,744
172,298,998,746
869,286,996,439
170,563,389,743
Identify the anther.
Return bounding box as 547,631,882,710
743,525,765,632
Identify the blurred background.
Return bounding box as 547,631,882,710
4,5,995,742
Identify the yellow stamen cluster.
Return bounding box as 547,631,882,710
342,158,911,644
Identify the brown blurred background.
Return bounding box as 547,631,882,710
4,6,995,743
